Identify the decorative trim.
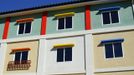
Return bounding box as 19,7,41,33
101,38,124,44
11,48,31,54
55,12,75,18
53,43,74,48
85,5,91,30
41,12,47,35
95,66,134,73
16,18,34,23
2,17,10,39
99,6,121,12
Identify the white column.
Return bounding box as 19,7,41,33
0,42,7,75
85,34,94,75
37,39,48,75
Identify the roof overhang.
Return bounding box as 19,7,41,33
0,0,126,18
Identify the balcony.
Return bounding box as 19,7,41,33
7,60,31,71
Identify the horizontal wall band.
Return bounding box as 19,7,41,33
54,43,74,48
16,18,34,23
55,12,75,18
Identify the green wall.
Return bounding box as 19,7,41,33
46,7,85,34
8,14,42,38
0,18,5,39
90,1,134,29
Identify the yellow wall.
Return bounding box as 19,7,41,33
95,71,134,75
93,30,134,69
3,40,39,73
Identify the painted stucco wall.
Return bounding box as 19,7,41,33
3,40,39,74
95,71,134,75
91,1,134,29
46,7,85,34
93,30,134,69
0,18,6,39
45,36,85,74
8,14,42,39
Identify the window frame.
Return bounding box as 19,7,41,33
17,21,32,35
56,47,72,62
57,16,73,31
101,10,120,25
103,42,124,60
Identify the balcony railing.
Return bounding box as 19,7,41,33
7,60,31,71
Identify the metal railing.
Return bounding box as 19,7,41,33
7,60,31,71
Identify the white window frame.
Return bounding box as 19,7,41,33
57,16,73,31
17,21,32,35
101,10,120,26
103,42,124,60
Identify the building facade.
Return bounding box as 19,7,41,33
0,0,134,75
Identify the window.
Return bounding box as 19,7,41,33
104,43,123,58
18,22,32,34
102,11,119,24
57,47,72,62
58,16,72,30
14,51,28,64
101,39,124,59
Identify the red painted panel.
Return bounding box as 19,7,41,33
41,12,48,35
85,5,91,30
2,17,10,39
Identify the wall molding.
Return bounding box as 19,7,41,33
95,66,134,73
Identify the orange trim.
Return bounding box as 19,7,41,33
85,5,91,30
12,48,31,51
2,17,10,39
16,18,34,23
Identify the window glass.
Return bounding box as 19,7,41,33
18,23,24,34
57,48,64,62
102,12,110,24
66,17,72,29
114,43,123,57
58,18,64,30
25,22,31,33
105,44,113,58
15,52,21,64
65,47,72,61
111,11,119,23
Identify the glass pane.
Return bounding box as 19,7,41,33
21,51,28,64
65,47,72,61
15,52,21,64
25,22,31,33
102,12,110,24
57,48,64,62
58,18,64,30
66,17,72,29
105,44,114,58
18,23,24,34
114,43,123,57
111,11,119,23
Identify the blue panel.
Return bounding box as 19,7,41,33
99,6,121,12
101,38,124,44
